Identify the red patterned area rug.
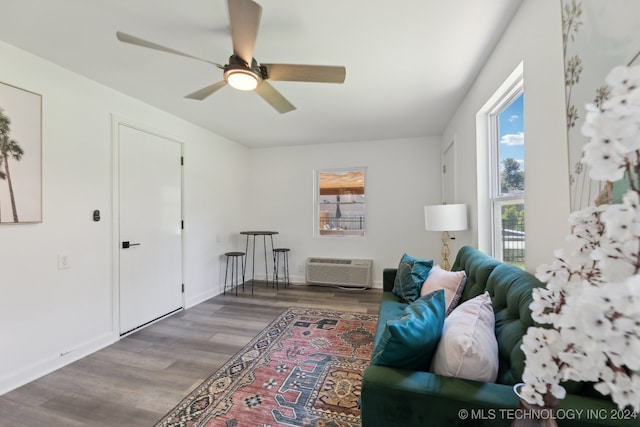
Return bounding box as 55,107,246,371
155,307,378,427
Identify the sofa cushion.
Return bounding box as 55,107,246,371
420,265,467,315
485,263,544,385
450,246,538,385
392,253,433,303
451,246,501,303
371,290,445,371
374,291,409,347
430,291,499,382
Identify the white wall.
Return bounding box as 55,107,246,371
0,41,249,394
441,0,570,271
247,137,443,286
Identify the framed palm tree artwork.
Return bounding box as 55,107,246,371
0,81,42,224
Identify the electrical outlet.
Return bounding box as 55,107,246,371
58,253,70,270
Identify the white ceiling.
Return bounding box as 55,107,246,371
0,0,523,148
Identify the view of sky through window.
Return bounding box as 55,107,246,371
498,93,525,173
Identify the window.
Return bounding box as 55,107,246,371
488,86,525,266
315,168,366,237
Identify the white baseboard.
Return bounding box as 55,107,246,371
288,277,383,289
185,287,219,309
0,331,117,396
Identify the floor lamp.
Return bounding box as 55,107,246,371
424,204,468,270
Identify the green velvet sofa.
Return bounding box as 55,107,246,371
360,246,637,426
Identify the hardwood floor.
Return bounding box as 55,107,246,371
0,283,382,427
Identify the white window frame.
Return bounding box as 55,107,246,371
487,79,524,263
477,64,526,257
313,167,367,238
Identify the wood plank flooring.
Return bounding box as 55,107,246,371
0,283,382,427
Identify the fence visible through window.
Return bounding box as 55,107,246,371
319,214,365,231
502,218,525,265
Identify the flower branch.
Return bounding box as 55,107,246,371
521,65,640,412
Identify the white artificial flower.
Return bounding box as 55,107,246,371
521,371,548,397
577,301,615,340
598,365,616,384
605,65,640,97
529,288,559,324
594,379,613,397
592,245,636,283
523,64,640,412
582,138,627,181
622,274,640,308
581,103,602,137
522,327,560,352
621,190,640,237
600,95,640,129
549,383,567,401
598,373,640,413
519,383,545,407
568,204,602,226
605,333,640,371
602,202,636,241
602,277,640,318
587,110,637,145
535,261,564,284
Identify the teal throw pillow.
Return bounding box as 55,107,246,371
371,289,446,371
392,253,434,303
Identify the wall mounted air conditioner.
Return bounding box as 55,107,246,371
305,257,373,288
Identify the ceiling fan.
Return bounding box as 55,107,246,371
116,0,346,113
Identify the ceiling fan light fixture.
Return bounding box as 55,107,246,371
226,69,259,91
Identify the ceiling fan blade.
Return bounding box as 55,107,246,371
227,0,262,65
254,81,295,114
262,64,346,83
185,81,227,100
116,31,224,69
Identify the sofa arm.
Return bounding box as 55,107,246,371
383,268,397,292
360,366,636,427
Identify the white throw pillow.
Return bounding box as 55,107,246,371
420,265,467,315
430,291,499,382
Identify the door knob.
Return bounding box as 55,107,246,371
122,241,141,249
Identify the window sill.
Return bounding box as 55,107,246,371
319,230,365,237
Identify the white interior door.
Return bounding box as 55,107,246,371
118,124,183,335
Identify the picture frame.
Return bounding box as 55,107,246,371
562,0,640,211
0,81,42,223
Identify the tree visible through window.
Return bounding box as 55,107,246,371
315,168,366,237
501,158,524,193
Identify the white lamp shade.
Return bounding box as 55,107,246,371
424,204,468,231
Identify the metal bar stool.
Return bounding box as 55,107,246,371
224,251,245,295
272,248,290,289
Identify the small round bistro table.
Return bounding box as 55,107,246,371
240,231,278,293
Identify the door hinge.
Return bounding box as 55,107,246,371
181,220,184,229
181,156,184,166
182,283,185,293
443,165,447,174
